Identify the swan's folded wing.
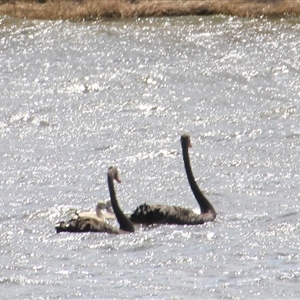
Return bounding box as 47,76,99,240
55,217,119,234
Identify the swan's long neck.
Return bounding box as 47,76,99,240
108,173,134,233
182,143,216,216
96,206,104,219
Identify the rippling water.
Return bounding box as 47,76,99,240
0,15,299,299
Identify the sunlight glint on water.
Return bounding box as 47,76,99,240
0,15,299,299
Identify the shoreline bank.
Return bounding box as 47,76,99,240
1,0,300,20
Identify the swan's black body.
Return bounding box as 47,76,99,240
55,167,134,234
130,133,216,225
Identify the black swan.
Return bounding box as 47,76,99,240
130,133,216,225
55,166,134,234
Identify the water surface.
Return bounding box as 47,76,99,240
0,15,299,299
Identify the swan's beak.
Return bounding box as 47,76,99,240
189,142,192,148
116,177,121,183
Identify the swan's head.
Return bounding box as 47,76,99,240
95,202,107,218
96,202,107,211
95,201,115,219
108,166,121,183
181,133,192,148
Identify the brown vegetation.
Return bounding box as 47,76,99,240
0,0,300,20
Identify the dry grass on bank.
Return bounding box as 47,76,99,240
0,0,300,20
